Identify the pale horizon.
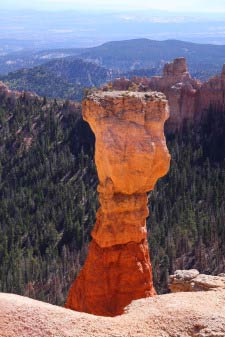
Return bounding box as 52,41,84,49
1,0,225,14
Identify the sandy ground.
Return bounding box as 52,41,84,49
0,290,225,337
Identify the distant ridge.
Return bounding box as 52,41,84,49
1,38,225,76
77,38,225,71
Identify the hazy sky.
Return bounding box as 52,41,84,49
2,0,225,13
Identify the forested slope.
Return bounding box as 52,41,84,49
149,109,225,292
0,58,112,101
0,94,97,303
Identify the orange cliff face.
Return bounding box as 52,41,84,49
149,58,201,131
65,91,171,316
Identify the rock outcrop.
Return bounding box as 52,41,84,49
146,58,201,131
109,58,225,131
0,81,38,102
163,57,188,77
169,269,225,292
197,65,225,115
66,91,170,316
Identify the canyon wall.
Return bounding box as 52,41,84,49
66,91,170,316
110,58,225,131
197,65,225,115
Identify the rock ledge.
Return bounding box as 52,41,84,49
169,269,225,292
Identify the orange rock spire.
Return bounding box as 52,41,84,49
65,91,170,316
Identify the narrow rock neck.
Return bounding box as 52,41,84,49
91,192,149,248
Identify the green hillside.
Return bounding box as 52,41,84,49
0,58,112,101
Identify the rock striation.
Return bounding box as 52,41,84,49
66,91,170,316
169,269,225,292
109,58,225,131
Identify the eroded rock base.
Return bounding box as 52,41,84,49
65,239,155,316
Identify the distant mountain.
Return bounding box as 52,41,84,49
77,39,225,74
1,38,225,78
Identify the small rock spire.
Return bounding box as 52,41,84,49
163,57,188,77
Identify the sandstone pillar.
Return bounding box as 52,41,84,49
65,91,170,316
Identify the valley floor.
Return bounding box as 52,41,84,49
0,290,225,337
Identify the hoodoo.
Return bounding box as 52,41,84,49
65,90,170,316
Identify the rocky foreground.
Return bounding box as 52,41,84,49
0,289,225,337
